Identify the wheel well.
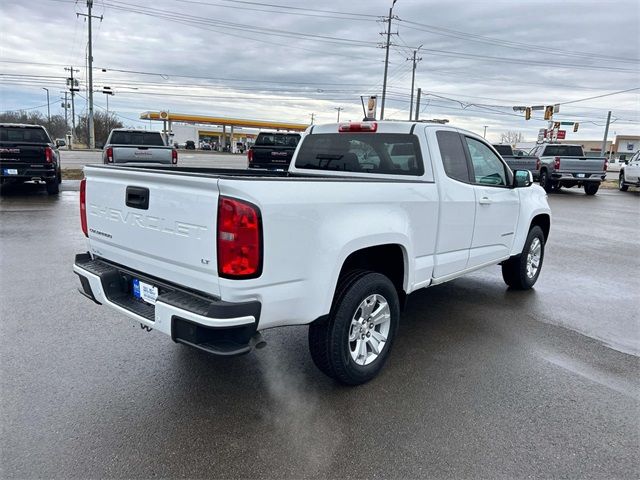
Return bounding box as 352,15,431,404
339,244,406,306
531,214,550,241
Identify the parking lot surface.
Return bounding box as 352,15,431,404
1,184,639,479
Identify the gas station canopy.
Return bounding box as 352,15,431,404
140,111,308,132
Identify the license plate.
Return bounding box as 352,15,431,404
3,168,18,175
577,173,585,178
132,278,158,305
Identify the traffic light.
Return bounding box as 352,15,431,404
544,105,554,120
573,122,579,132
525,107,531,120
553,122,561,129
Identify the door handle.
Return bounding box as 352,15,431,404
126,186,149,210
478,196,492,205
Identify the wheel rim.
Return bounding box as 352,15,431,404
619,175,624,189
540,172,546,187
526,237,542,279
348,294,391,366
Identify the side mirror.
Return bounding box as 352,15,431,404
56,140,66,147
513,169,533,188
624,160,629,165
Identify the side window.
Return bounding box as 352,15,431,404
464,137,508,186
436,131,470,183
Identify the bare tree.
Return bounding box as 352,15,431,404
76,111,123,147
0,111,68,139
500,131,524,145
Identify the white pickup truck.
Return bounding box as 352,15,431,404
74,121,551,385
102,129,177,166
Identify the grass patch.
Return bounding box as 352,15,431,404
62,169,84,180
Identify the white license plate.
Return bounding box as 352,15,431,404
133,278,158,305
3,168,18,175
577,173,585,178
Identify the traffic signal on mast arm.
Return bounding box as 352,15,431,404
544,105,554,120
573,123,579,132
525,107,531,120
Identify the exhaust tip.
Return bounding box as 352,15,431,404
251,332,267,350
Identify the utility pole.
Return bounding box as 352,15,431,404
601,110,612,156
380,0,397,120
60,91,70,129
310,112,315,125
334,107,343,122
65,67,79,145
42,88,50,121
408,46,422,121
78,1,102,149
414,88,422,121
483,126,488,138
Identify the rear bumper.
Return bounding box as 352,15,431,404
552,172,605,182
73,253,262,356
1,164,57,181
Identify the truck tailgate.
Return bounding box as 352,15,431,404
504,155,537,171
84,166,221,296
559,157,606,173
113,146,172,164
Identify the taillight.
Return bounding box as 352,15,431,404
604,159,608,171
106,147,113,163
554,156,561,170
80,178,88,237
338,122,377,133
247,148,253,163
217,197,262,278
172,149,178,165
45,146,54,163
535,158,540,170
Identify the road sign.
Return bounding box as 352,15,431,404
560,121,574,126
531,105,545,111
557,130,566,140
553,104,560,113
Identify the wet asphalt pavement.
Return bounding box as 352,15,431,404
1,182,639,479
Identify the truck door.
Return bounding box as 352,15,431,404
432,130,476,278
463,136,520,268
626,151,640,182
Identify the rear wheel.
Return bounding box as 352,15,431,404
619,173,628,191
45,178,59,195
502,226,545,290
584,182,599,195
539,170,552,193
308,271,400,385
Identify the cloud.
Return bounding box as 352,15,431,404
1,0,638,141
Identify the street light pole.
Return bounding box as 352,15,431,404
483,126,488,138
380,0,397,120
334,107,343,122
42,88,50,121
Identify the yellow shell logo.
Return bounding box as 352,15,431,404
159,111,169,120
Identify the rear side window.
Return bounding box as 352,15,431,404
0,127,50,143
255,133,300,147
436,131,470,182
542,145,584,157
295,133,424,175
109,131,165,146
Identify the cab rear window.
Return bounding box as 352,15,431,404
0,127,50,143
255,133,300,147
295,133,424,175
110,131,165,146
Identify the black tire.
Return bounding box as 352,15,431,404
619,173,628,191
57,169,62,184
501,226,545,290
584,182,599,195
308,271,400,385
551,182,562,191
45,179,59,195
539,170,552,193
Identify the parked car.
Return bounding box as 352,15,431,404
200,142,212,151
185,140,195,150
492,144,539,181
74,121,551,385
0,123,62,194
529,143,607,195
247,131,301,169
102,129,177,166
619,150,640,191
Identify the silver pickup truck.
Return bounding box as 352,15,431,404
493,144,539,181
530,143,607,195
103,129,177,166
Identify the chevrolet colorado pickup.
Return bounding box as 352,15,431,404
74,121,551,385
247,131,301,169
0,123,62,194
103,129,177,166
493,144,539,181
530,143,607,195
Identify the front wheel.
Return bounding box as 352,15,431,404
308,271,400,385
619,173,628,191
584,182,599,195
502,226,545,290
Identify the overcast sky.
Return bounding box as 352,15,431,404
1,0,639,141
